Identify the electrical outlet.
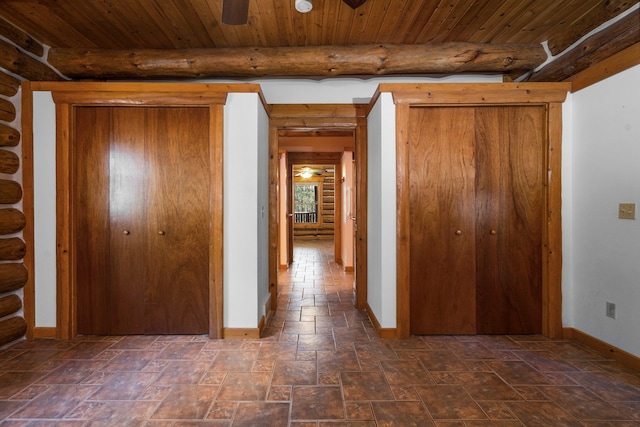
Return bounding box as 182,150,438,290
619,203,636,220
606,302,616,319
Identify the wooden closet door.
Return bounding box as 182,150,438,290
75,106,210,335
109,108,149,334
474,106,544,334
75,107,113,334
144,107,210,334
409,107,477,334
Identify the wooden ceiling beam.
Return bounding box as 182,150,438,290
0,39,64,81
0,16,44,57
525,9,638,82
48,42,547,79
278,129,355,138
547,0,638,55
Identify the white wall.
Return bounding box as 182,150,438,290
224,92,270,328
256,95,270,321
367,93,397,328
565,65,640,356
32,92,57,327
206,75,502,104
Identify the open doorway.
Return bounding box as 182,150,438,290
283,154,345,269
268,105,368,317
292,164,336,242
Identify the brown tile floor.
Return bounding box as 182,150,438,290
1,239,640,426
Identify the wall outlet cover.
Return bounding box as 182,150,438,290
619,203,636,220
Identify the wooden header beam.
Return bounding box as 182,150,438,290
48,43,547,79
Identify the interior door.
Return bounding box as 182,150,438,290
75,107,113,335
109,108,148,334
409,107,477,334
75,106,210,335
144,107,210,334
475,106,544,334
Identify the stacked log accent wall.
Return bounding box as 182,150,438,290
0,117,28,346
0,16,61,346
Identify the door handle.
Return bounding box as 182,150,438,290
158,230,166,235
123,230,130,235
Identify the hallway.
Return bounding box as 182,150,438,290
0,239,639,425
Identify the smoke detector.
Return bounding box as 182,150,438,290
295,0,313,13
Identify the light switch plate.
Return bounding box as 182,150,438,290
619,203,636,220
606,302,616,319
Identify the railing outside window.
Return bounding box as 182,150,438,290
294,183,319,224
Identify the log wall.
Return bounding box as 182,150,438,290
0,16,61,347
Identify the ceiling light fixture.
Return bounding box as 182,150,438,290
295,0,313,13
300,167,313,179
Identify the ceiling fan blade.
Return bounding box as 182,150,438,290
222,0,250,25
342,0,367,9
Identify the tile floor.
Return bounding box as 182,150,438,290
1,239,639,426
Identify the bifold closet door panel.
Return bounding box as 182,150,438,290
409,107,477,335
108,108,148,334
75,107,112,335
144,107,210,334
474,106,544,334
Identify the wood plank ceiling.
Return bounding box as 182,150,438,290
0,0,627,49
0,0,637,79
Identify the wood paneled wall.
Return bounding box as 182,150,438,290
0,17,63,346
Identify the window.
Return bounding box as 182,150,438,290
294,183,319,224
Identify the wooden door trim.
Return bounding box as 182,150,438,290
268,105,368,313
354,117,368,310
43,83,231,339
395,103,411,338
392,83,570,339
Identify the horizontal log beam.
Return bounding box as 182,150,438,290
48,43,547,79
0,124,20,147
0,39,64,81
0,237,26,260
0,98,16,123
0,180,22,204
0,316,27,347
0,294,22,318
0,149,19,174
526,9,639,82
0,208,26,234
567,43,640,92
288,152,343,163
0,71,20,98
278,129,354,138
547,0,638,55
0,263,28,293
0,16,44,57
